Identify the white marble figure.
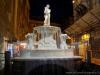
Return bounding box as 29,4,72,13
60,34,68,49
25,33,34,49
44,4,51,26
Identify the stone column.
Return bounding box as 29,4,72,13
74,33,79,55
88,0,93,10
86,32,92,64
3,37,9,53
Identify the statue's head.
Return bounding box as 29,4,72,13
46,4,50,8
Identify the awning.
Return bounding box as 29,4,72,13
65,5,100,35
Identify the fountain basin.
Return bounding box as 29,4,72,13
17,49,75,58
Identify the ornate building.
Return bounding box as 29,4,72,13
65,0,100,64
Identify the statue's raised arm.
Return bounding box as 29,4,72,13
44,4,51,26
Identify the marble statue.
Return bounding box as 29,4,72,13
25,33,34,49
44,4,51,26
60,34,68,49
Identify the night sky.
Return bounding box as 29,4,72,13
29,0,73,25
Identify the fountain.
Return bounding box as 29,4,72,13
11,5,82,74
14,4,79,58
25,26,67,50
25,4,68,50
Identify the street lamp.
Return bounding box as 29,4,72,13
82,33,90,41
